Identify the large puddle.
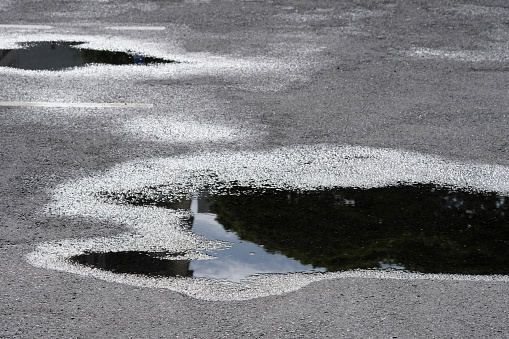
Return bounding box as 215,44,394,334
71,184,509,281
0,41,176,70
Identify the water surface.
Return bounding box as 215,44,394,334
0,41,175,70
72,184,509,281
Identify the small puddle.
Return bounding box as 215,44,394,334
72,184,509,282
71,251,193,277
0,41,176,70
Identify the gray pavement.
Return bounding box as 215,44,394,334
1,0,509,337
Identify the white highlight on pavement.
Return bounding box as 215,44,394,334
26,144,509,301
0,24,165,31
0,32,308,92
0,101,153,108
0,24,53,29
122,116,251,143
407,47,509,62
106,26,166,31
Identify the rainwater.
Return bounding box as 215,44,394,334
0,41,175,70
71,184,509,282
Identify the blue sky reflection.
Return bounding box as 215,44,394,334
189,197,326,282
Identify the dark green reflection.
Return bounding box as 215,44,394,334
0,41,176,70
207,185,509,275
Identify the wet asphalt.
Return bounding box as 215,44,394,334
1,0,509,337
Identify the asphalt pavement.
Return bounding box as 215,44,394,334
1,0,509,337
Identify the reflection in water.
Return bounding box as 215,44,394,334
208,185,509,275
72,195,325,282
0,41,176,70
80,184,509,281
188,195,325,281
71,251,193,277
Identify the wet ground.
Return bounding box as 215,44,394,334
0,41,175,70
79,184,509,281
1,0,509,337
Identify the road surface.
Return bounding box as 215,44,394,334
1,0,509,337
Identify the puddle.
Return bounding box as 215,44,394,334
0,41,175,70
200,185,509,275
72,193,326,282
28,144,509,299
75,184,509,281
71,251,194,277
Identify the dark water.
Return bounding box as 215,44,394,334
72,184,509,281
71,251,193,277
0,41,176,70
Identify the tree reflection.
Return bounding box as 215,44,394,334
79,48,175,65
71,251,193,277
208,185,509,275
